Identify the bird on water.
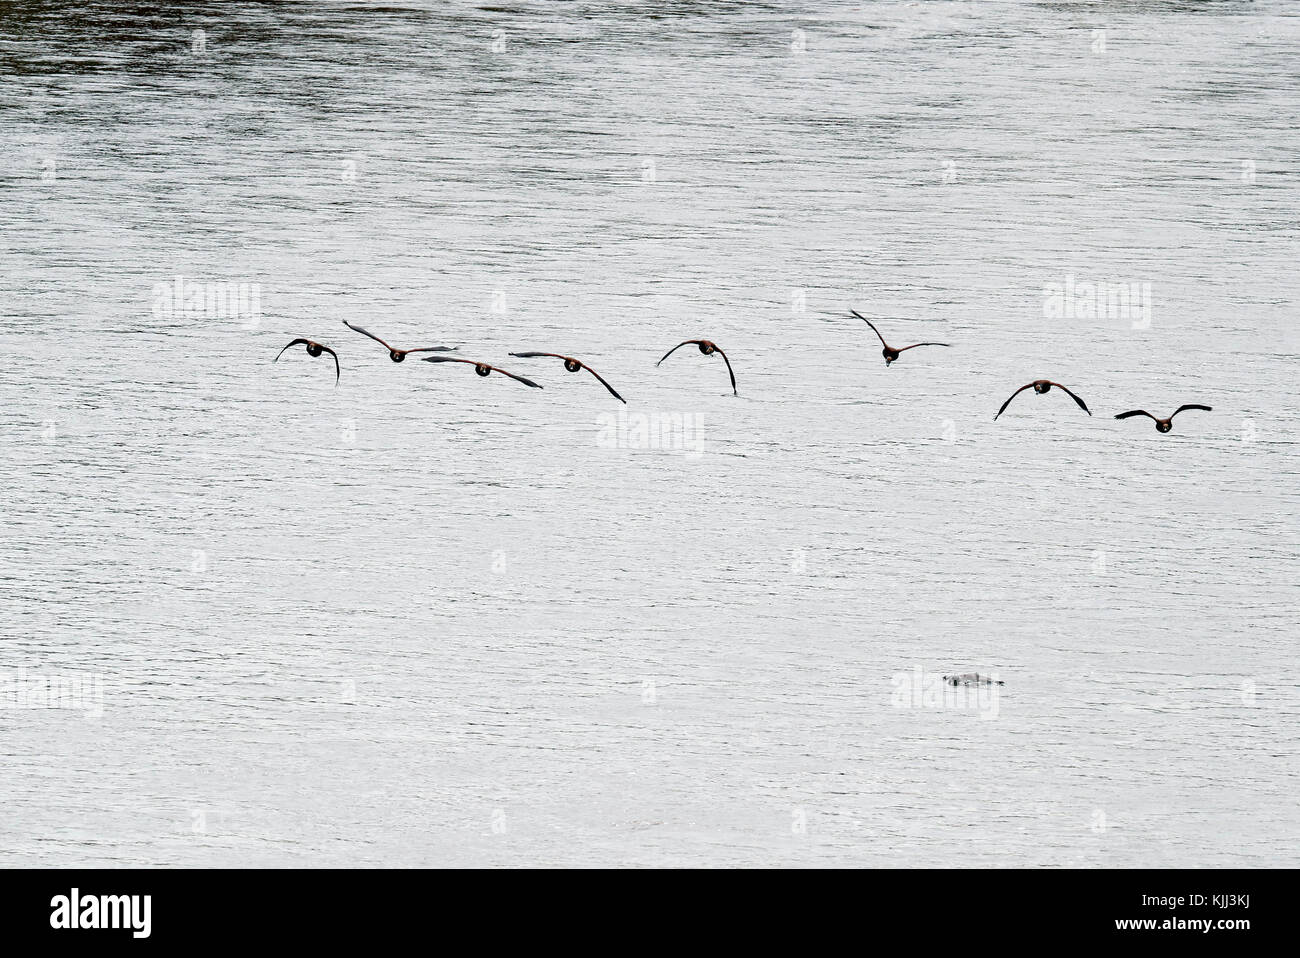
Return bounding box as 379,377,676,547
943,673,1005,687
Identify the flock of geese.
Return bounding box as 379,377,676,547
275,312,1212,434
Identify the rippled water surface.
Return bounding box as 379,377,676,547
1,0,1298,866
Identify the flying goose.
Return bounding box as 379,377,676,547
995,380,1091,420
509,352,626,402
342,320,456,362
656,340,737,396
275,338,339,384
1114,404,1212,433
850,309,950,365
421,355,542,388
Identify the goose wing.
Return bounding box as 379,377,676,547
896,342,951,352
486,364,543,388
711,345,738,396
656,340,702,366
1171,404,1212,418
1051,382,1091,416
576,361,626,402
994,383,1035,420
342,320,392,351
320,344,340,384
849,309,889,348
1114,409,1155,421
275,338,310,362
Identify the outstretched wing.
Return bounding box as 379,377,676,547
509,351,564,360
897,342,951,352
342,320,392,351
579,363,626,403
656,340,702,366
275,338,310,362
1114,409,1155,421
711,346,738,396
486,364,543,388
1052,382,1091,416
320,344,340,384
403,346,458,354
1172,404,1212,418
849,309,889,348
994,383,1035,420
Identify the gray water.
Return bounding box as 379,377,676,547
1,0,1297,867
